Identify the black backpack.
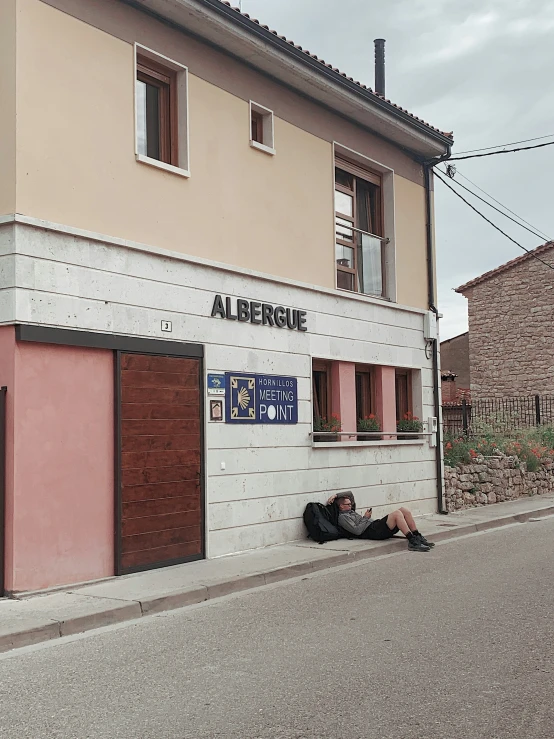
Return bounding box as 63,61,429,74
303,502,343,544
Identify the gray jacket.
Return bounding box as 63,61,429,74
338,510,374,536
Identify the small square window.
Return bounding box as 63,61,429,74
135,44,190,177
249,101,275,155
251,110,264,144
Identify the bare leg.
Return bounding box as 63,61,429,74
386,510,410,536
398,507,417,532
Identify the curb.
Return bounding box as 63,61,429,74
2,504,554,654
0,622,61,653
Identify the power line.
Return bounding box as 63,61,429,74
452,169,551,242
438,168,551,242
434,171,554,271
448,140,554,161
454,133,554,156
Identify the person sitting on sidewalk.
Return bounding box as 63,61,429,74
326,492,434,553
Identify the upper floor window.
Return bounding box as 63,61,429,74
249,101,275,155
136,56,177,165
251,110,264,144
134,44,190,177
335,159,385,297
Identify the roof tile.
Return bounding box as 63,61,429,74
456,241,554,293
218,0,452,139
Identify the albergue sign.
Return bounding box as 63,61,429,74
211,295,307,332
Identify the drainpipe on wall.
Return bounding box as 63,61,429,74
424,153,451,514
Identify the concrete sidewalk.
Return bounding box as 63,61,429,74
2,494,554,654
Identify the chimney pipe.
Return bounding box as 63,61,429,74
374,38,386,96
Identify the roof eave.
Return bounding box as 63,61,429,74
456,241,554,294
126,0,453,159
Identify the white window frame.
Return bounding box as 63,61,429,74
249,101,275,156
134,43,190,178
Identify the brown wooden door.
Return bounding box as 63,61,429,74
117,353,203,574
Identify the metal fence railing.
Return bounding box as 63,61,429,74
442,395,554,436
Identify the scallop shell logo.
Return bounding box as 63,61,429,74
237,387,251,409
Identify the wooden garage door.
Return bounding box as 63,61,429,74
117,353,203,574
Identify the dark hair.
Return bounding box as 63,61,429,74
335,491,356,511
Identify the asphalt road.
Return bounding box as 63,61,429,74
1,518,553,739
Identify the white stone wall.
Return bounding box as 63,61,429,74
0,218,439,557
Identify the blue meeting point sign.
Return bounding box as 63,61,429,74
225,372,298,424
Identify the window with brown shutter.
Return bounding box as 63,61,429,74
312,360,331,423
355,366,375,420
136,56,178,166
251,110,264,144
395,369,412,421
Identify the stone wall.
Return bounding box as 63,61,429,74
459,244,554,399
444,454,554,511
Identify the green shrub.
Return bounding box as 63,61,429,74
443,434,473,466
443,425,554,469
357,414,381,432
397,412,423,433
313,414,342,433
538,426,554,449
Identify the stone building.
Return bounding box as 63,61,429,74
440,332,470,389
456,242,554,399
440,332,470,403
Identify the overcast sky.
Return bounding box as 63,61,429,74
241,0,554,339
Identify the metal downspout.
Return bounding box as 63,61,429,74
424,153,450,514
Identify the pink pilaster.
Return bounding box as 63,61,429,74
0,327,16,592
375,366,397,439
331,362,356,439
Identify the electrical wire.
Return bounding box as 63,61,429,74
434,171,554,271
438,168,551,242
448,140,554,161
451,168,551,242
454,134,554,156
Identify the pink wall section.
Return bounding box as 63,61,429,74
331,362,356,438
0,327,16,588
8,342,114,592
375,366,397,439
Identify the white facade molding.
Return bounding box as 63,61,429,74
0,215,427,317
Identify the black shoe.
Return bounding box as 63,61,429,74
408,537,430,552
416,534,435,548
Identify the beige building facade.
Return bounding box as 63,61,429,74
0,0,452,593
